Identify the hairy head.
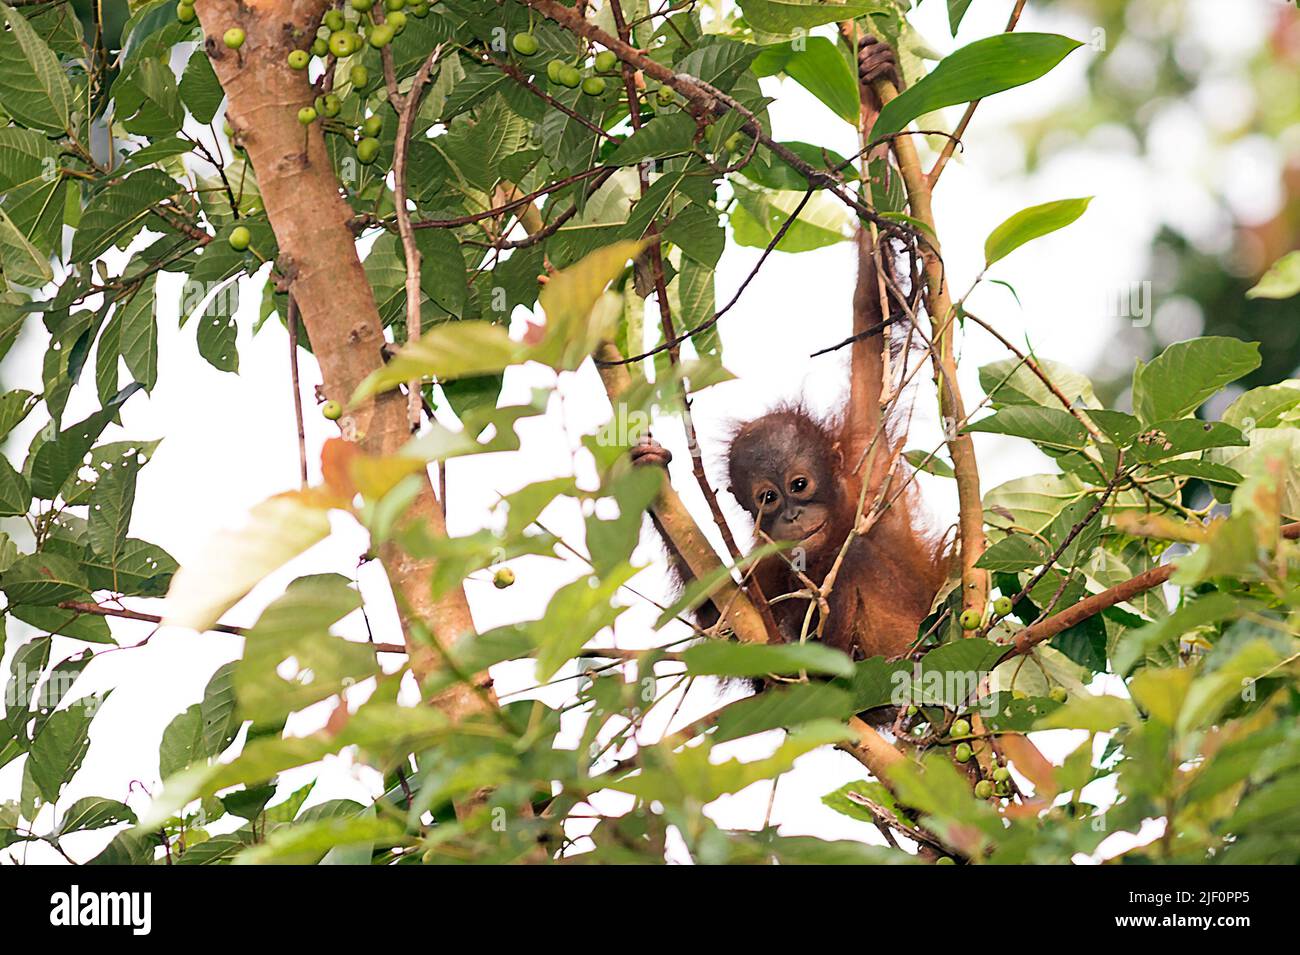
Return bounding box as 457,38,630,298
726,407,843,551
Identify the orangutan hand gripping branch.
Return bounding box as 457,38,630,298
634,37,950,661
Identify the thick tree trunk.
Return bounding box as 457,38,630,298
195,0,486,718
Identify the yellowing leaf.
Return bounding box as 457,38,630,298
162,491,332,632
533,239,646,369
1246,251,1300,300
350,321,520,405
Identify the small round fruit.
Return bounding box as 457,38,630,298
905,704,918,717
959,608,981,630
558,65,582,88
546,60,565,83
1049,686,1069,703
385,0,405,9
350,64,370,88
228,226,251,251
288,49,309,69
176,2,196,23
357,136,381,164
328,31,353,56
581,76,606,96
493,567,516,589
322,400,343,421
935,856,955,865
350,0,374,10
954,742,973,763
594,49,617,72
409,1,429,16
324,9,346,31
298,106,318,124
362,114,383,137
974,779,995,799
321,93,341,117
992,766,1011,783
950,718,971,738
367,23,394,47
993,595,1012,616
511,32,539,56
656,86,675,106
223,27,246,49
387,10,407,31
223,119,234,137
312,37,329,57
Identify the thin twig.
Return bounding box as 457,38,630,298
287,296,308,487
392,44,447,433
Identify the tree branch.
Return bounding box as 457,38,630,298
1006,521,1300,657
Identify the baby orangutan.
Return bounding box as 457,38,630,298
633,399,948,661
631,35,948,662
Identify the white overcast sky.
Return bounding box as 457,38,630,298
1,0,1282,863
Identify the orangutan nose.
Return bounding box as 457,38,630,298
783,505,802,524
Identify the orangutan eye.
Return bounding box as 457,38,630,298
790,477,808,494
758,489,778,507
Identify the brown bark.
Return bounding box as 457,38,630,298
195,0,484,718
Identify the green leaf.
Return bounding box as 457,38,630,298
682,641,855,678
534,566,636,680
740,140,859,192
10,604,112,644
27,696,100,803
1131,337,1261,424
57,796,136,835
70,169,181,264
737,0,885,33
904,449,954,478
28,384,141,499
0,2,72,133
714,683,856,742
1246,250,1300,300
753,37,859,124
200,661,240,758
1129,419,1247,463
0,205,53,287
963,405,1089,450
1,552,88,605
179,47,223,123
236,576,376,724
114,54,185,137
975,533,1047,572
86,456,139,564
0,456,31,516
236,813,402,865
118,274,159,391
0,127,58,192
82,538,177,597
1112,592,1249,675
984,197,1092,267
606,113,698,166
947,0,975,35
195,279,239,373
731,184,848,253
1034,692,1136,732
872,33,1083,140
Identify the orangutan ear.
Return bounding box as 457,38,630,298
829,441,845,472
